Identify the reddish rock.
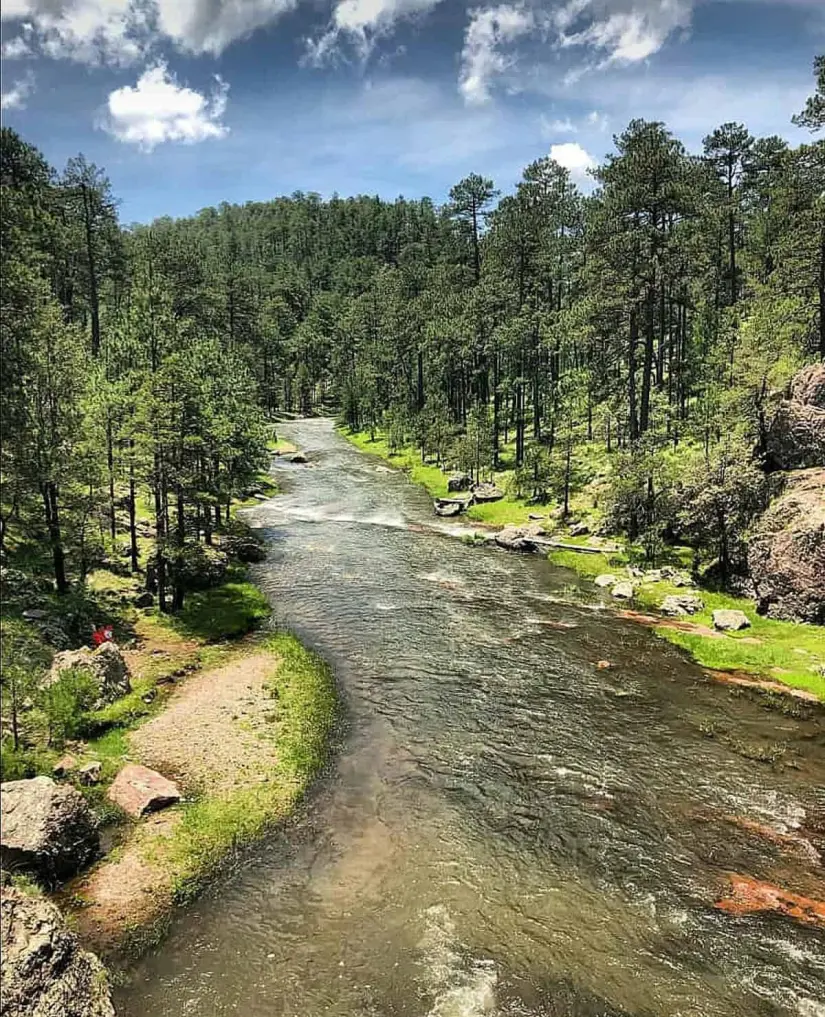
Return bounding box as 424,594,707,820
715,874,825,928
107,764,181,818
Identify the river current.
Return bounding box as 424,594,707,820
117,418,824,1017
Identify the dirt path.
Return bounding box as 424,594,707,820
69,648,281,954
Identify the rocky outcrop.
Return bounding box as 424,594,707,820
0,881,115,1017
748,468,825,624
434,501,462,517
766,362,825,470
48,642,130,710
0,778,99,884
107,763,181,818
712,609,751,631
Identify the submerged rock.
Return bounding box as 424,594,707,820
748,468,825,624
107,763,181,818
0,882,116,1017
712,609,751,632
660,594,704,616
0,778,99,884
287,452,308,464
48,642,131,710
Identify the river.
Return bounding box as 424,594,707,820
117,418,824,1017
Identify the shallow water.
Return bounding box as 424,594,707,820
117,419,825,1017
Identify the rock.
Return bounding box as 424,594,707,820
287,452,307,464
594,574,618,588
133,591,154,608
712,609,751,631
596,660,612,670
434,501,462,518
0,778,98,883
660,594,705,616
48,642,130,711
569,522,590,537
611,582,634,600
528,513,545,521
21,609,48,621
494,526,538,553
766,363,825,470
472,483,504,503
748,468,825,624
626,566,645,578
77,762,102,787
107,764,181,818
447,472,472,493
0,883,115,1017
52,756,76,778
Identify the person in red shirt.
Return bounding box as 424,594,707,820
91,624,114,647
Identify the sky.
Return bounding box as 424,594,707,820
0,0,822,223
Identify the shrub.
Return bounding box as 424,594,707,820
40,666,98,746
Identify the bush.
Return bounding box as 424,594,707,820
219,520,267,564
40,666,98,746
169,541,229,592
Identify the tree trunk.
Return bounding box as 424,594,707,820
106,415,116,542
628,309,639,442
640,286,655,434
81,184,101,356
128,443,139,573
41,482,68,594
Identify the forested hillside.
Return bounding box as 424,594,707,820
1,57,822,617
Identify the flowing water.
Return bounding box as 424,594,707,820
117,418,824,1017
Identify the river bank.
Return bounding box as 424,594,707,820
339,426,825,702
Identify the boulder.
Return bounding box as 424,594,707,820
660,594,705,616
447,472,472,493
133,591,154,608
77,762,102,787
434,501,461,518
48,642,130,710
0,883,115,1017
594,574,618,588
611,582,634,600
52,756,76,779
472,483,504,503
495,526,538,553
0,778,98,883
766,363,825,470
287,452,307,464
748,468,825,624
528,513,545,521
107,764,180,818
569,522,590,537
712,609,751,632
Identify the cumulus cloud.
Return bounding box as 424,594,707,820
1,33,33,59
549,140,596,180
102,62,228,150
1,70,34,110
305,0,444,65
155,0,295,56
458,4,534,105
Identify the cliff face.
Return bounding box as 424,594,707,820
0,880,116,1017
766,362,825,471
749,468,825,624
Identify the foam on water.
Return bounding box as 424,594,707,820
420,905,498,1017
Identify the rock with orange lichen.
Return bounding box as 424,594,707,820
715,874,825,928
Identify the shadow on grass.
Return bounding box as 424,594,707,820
168,582,271,642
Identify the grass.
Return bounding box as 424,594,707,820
166,582,272,642
166,633,336,902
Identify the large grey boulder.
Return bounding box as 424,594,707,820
766,363,825,470
611,582,634,600
594,574,618,588
495,526,538,553
0,882,115,1017
0,778,99,884
748,468,825,624
48,642,130,710
447,472,471,493
660,594,704,616
712,609,751,632
472,483,504,503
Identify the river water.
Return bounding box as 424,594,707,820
117,418,824,1017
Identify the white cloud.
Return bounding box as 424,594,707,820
1,33,33,59
555,0,693,64
102,62,229,150
0,0,296,65
1,70,34,110
305,0,444,65
458,4,534,105
540,114,577,135
549,140,596,180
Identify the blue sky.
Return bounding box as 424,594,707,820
1,0,821,223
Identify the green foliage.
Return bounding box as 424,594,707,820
170,582,271,642
40,666,98,745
